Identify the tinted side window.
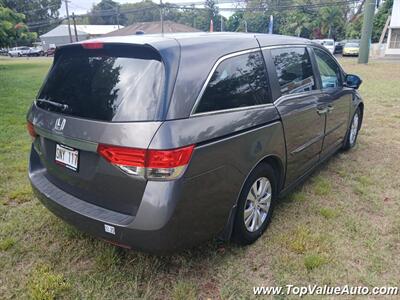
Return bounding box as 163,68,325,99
271,47,315,95
314,48,342,89
195,51,270,114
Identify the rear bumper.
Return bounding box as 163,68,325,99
343,52,359,56
29,145,237,253
30,168,180,253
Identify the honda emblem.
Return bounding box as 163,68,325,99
54,117,66,131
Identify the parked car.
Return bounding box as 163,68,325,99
312,39,335,54
28,47,44,56
322,39,335,54
27,33,364,253
8,46,30,57
334,40,346,54
0,48,8,56
343,42,360,56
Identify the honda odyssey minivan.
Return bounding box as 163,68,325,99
27,33,363,252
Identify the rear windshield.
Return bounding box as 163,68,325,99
37,44,164,122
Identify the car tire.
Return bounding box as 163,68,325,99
343,107,361,150
232,163,277,245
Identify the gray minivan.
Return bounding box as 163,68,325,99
27,33,363,252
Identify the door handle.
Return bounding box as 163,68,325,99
316,107,328,115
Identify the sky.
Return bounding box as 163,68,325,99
60,0,236,18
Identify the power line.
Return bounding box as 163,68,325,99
19,3,60,15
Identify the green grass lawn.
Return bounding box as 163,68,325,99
1,56,399,299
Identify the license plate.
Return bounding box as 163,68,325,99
55,144,79,171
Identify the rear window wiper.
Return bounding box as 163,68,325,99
36,98,69,111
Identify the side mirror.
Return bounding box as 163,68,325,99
345,74,362,89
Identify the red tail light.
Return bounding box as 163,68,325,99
27,121,37,139
81,41,104,49
147,146,194,168
97,145,146,167
97,144,195,180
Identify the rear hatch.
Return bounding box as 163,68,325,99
28,42,169,216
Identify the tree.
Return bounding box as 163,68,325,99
242,12,269,33
279,8,315,38
225,0,350,40
3,0,61,35
345,0,393,41
372,0,393,42
318,6,345,39
205,0,220,31
0,5,37,47
226,11,244,31
89,0,124,25
346,15,363,39
119,0,159,25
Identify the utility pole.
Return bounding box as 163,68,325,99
244,20,248,33
160,0,164,35
116,7,120,29
220,15,223,31
72,12,78,42
358,0,375,64
192,4,196,28
64,0,73,43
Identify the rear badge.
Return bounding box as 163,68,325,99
54,117,66,131
104,224,115,235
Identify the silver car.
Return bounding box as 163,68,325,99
8,46,30,57
27,33,363,252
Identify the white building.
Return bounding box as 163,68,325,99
40,25,123,50
386,0,400,55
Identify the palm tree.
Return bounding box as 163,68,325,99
318,6,345,38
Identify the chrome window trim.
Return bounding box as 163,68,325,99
189,47,267,117
260,44,311,51
273,90,322,106
190,103,274,118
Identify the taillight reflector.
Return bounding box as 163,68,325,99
81,41,104,49
27,121,37,138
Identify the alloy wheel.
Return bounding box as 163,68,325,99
244,177,272,232
349,113,359,145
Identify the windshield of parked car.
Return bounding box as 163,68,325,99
345,43,359,48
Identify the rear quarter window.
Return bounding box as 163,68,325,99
37,44,165,122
